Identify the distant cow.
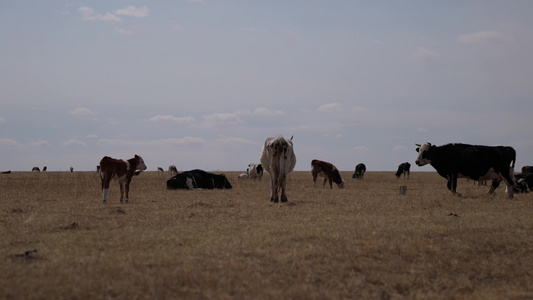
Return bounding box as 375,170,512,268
513,173,533,193
395,162,411,179
42,166,47,172
522,166,532,174
167,169,232,189
2,170,11,174
415,142,516,198
238,172,249,180
311,159,345,189
248,163,264,181
70,167,74,172
96,166,100,172
99,155,147,203
32,167,40,172
352,163,366,180
260,135,296,203
157,167,164,172
168,165,178,176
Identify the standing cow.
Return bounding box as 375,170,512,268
311,159,345,189
260,135,296,203
248,163,264,181
522,166,532,174
352,163,366,180
415,142,516,198
395,162,411,179
99,155,147,203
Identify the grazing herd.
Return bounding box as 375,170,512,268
7,136,528,203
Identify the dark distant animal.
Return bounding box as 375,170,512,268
352,163,366,179
42,166,47,172
415,142,516,198
70,167,74,172
248,163,264,181
395,162,411,179
513,173,533,193
522,166,532,174
157,167,164,172
32,167,40,172
168,165,178,176
311,159,345,189
96,166,100,172
99,155,147,203
2,170,11,174
167,169,232,189
260,135,296,203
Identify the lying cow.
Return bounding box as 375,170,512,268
513,173,533,193
415,142,516,198
395,162,411,179
167,169,232,190
248,163,264,181
522,166,532,174
99,155,147,203
311,159,345,189
352,163,366,179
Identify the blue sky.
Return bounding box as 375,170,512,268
1,1,532,172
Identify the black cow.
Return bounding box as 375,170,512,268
167,169,232,190
415,142,516,198
352,163,366,179
395,162,411,179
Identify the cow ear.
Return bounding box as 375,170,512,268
416,147,420,153
427,142,431,146
290,135,293,140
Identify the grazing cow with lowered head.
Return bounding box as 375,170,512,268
248,163,264,181
99,155,147,203
395,162,411,179
352,163,366,180
32,167,40,172
238,172,249,180
167,169,232,189
311,159,345,189
260,135,296,203
157,167,164,172
415,142,516,198
168,165,178,176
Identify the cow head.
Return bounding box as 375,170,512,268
135,155,147,171
415,143,432,166
338,180,345,189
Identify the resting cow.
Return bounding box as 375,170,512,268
99,155,147,203
248,163,264,181
415,142,516,198
167,169,232,189
260,135,296,203
311,159,345,189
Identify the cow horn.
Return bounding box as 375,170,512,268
290,135,293,140
415,144,421,147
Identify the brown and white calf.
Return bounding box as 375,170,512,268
311,159,345,189
99,155,147,203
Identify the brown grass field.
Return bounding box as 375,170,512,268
1,170,533,299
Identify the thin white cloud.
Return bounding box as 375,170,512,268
413,47,440,59
0,138,19,146
97,139,141,146
353,146,370,153
29,140,49,147
202,113,242,128
393,146,408,152
148,115,196,124
352,106,368,113
416,128,429,133
149,137,205,147
115,6,149,18
457,31,503,44
254,107,284,116
186,0,204,3
318,103,342,112
115,28,133,35
86,134,99,139
78,7,121,22
69,107,96,115
216,137,257,145
63,138,87,147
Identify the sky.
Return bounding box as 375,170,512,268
1,1,533,172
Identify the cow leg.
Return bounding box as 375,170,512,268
488,179,501,195
101,173,111,203
328,177,333,189
124,179,131,203
280,174,288,203
118,177,126,203
502,171,516,199
269,174,278,202
312,173,318,188
323,177,328,188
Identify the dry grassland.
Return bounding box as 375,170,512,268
1,170,533,299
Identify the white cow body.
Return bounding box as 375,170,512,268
260,135,296,203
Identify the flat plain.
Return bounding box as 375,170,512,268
1,170,533,299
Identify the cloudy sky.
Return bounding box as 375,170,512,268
1,1,532,172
